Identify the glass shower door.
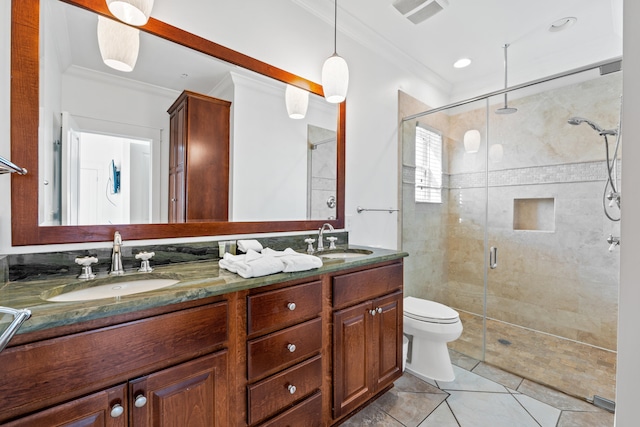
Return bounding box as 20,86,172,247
484,70,621,402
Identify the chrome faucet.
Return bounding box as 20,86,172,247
110,231,124,275
317,223,335,252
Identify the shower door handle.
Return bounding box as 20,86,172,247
489,247,498,269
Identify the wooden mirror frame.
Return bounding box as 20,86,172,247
11,0,345,246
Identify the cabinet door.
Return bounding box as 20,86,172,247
332,300,373,418
2,384,127,427
129,350,228,427
372,290,403,391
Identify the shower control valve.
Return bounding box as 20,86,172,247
607,234,620,252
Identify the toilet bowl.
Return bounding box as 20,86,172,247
403,296,463,382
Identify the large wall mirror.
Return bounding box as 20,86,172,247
11,0,345,245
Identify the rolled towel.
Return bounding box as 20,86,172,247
218,253,246,273
235,249,284,278
237,239,264,253
263,247,323,273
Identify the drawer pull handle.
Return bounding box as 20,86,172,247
287,343,297,353
110,403,124,418
369,309,377,316
287,384,297,394
287,302,296,311
134,394,147,408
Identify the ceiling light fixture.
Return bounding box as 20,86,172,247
321,0,349,103
453,58,471,68
97,16,140,72
106,0,154,26
285,85,310,119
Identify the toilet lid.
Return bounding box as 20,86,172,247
404,296,460,324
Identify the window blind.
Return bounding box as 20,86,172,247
415,125,442,203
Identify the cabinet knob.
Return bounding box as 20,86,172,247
134,394,147,408
287,302,296,311
377,306,383,314
287,384,297,395
110,403,124,418
287,343,296,353
369,309,377,316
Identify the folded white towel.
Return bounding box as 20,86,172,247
237,239,264,253
218,253,246,273
234,249,284,278
262,247,323,272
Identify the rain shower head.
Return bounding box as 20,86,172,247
567,117,618,136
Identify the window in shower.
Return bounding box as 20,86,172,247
513,197,555,231
415,124,442,203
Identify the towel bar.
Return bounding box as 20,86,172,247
356,206,399,214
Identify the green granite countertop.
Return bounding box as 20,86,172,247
0,246,407,337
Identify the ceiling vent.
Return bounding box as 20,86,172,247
392,0,449,25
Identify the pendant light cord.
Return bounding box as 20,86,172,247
333,0,338,55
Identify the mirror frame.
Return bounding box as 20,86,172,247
11,0,345,246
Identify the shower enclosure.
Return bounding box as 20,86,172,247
400,62,622,404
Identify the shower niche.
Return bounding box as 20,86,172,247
513,198,555,231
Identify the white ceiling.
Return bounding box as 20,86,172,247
294,0,623,101
51,0,623,104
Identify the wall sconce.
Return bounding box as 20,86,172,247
321,0,349,103
463,129,481,153
285,85,309,119
106,0,154,26
97,16,140,72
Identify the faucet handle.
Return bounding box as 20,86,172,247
135,251,155,273
304,238,316,254
75,256,98,280
326,236,338,250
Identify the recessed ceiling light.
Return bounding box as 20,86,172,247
549,17,577,32
453,58,471,68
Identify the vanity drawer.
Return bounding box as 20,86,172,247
247,280,322,335
333,263,403,309
258,391,322,427
247,355,322,425
247,317,322,381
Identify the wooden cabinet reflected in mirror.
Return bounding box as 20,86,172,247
10,0,345,245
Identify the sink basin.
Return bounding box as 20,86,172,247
319,249,373,259
43,277,180,302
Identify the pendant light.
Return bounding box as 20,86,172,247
321,0,349,103
285,85,310,119
495,43,517,114
97,16,140,72
106,0,154,26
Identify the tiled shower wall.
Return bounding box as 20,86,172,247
400,71,622,401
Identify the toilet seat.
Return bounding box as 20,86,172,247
404,296,460,324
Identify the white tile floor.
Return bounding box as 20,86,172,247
340,361,614,427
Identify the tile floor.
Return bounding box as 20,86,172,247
340,353,614,427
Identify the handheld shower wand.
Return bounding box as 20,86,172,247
567,117,617,136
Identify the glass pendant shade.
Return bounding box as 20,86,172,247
322,54,349,104
285,85,309,119
463,129,481,153
97,16,140,72
106,0,154,26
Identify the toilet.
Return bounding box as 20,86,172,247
403,296,463,382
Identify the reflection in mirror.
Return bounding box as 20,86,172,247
308,125,337,220
40,0,338,226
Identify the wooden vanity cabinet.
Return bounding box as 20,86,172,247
245,280,324,426
0,300,230,426
331,263,404,420
167,90,231,223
